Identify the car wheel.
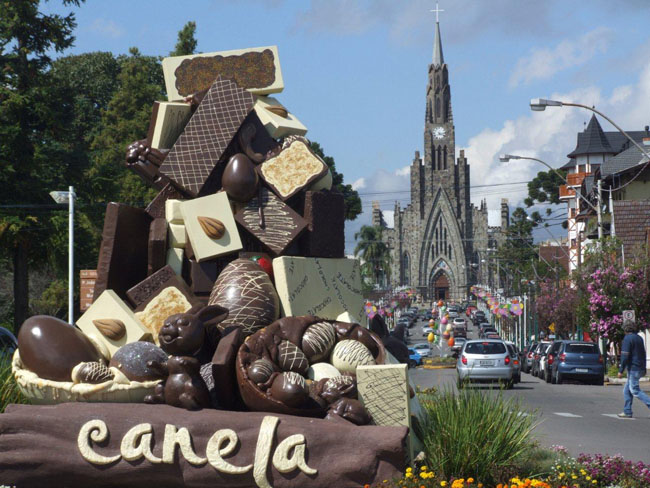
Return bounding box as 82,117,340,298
545,370,551,383
409,360,417,369
507,380,514,390
594,376,604,386
551,369,557,384
515,374,521,384
556,371,563,385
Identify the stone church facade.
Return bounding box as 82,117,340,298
372,20,508,301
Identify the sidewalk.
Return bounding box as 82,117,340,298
605,376,650,385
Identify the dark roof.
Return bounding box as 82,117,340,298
613,200,650,257
568,115,614,157
560,159,575,170
567,114,648,158
601,144,649,178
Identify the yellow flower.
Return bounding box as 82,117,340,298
586,476,591,481
592,480,597,484
406,472,413,478
559,473,565,479
421,466,428,471
406,467,413,473
468,479,475,484
571,475,578,480
478,484,483,488
441,482,448,487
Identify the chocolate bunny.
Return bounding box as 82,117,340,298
158,304,229,364
144,356,211,410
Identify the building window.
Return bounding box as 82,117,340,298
435,98,441,119
444,146,448,169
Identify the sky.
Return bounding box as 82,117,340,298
43,0,650,253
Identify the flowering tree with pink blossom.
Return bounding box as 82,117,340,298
535,279,578,338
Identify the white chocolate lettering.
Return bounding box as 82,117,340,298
77,419,121,465
120,423,161,464
272,434,317,475
205,429,252,474
253,416,278,488
162,424,207,466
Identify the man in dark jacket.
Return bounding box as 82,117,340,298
617,319,650,418
369,315,410,364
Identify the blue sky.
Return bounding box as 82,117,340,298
44,0,650,251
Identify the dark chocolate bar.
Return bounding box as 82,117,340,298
126,265,196,311
93,203,152,302
300,190,345,258
148,218,168,275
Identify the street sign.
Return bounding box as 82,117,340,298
623,310,635,322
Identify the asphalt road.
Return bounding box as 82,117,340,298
405,315,650,463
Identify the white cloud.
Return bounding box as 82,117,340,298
509,28,613,88
351,177,366,190
395,165,411,176
91,19,125,39
382,210,395,228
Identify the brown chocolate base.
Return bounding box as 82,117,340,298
0,403,407,488
300,190,345,258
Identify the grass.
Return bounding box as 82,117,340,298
0,352,29,413
416,386,539,486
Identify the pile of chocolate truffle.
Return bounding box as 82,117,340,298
12,45,382,426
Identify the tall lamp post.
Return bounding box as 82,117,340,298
49,186,75,324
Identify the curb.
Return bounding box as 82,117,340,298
605,377,650,385
423,365,456,370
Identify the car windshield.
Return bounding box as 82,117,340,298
465,342,506,355
565,343,599,354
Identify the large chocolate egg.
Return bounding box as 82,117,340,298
208,259,279,336
222,153,258,202
277,340,309,375
330,339,375,373
301,321,336,363
307,362,340,382
270,371,308,408
17,315,102,382
109,342,168,382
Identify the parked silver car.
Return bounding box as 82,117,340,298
505,341,521,383
456,339,514,389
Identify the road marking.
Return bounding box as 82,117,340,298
553,412,582,418
602,414,635,420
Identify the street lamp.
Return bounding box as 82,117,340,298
49,186,75,324
530,99,650,161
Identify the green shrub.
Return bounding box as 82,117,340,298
0,353,29,413
607,364,624,378
416,387,538,486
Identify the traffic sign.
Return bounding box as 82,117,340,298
623,310,635,322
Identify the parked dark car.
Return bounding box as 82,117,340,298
530,342,551,377
0,326,18,362
543,341,564,383
550,341,604,385
522,342,537,373
505,342,521,383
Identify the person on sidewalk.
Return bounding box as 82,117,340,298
617,319,650,418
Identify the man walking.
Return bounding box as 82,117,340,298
617,319,650,418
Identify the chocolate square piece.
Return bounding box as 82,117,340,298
272,257,365,324
180,192,243,261
93,203,152,301
235,187,307,256
159,76,255,197
211,327,244,409
258,137,328,201
77,290,152,359
162,45,284,101
126,265,197,311
145,183,184,220
146,101,192,150
186,259,221,295
148,218,168,275
301,190,345,258
253,96,307,139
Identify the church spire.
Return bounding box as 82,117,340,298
430,3,445,67
433,21,444,67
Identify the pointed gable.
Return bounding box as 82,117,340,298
567,114,615,158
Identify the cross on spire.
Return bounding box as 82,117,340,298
430,2,444,23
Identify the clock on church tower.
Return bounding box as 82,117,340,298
433,126,446,139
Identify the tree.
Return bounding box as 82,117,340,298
170,21,197,56
354,225,391,287
524,169,568,229
310,142,362,221
0,0,84,330
86,48,165,206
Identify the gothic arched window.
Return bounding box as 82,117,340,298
448,245,452,259
444,146,448,170
402,252,410,286
435,98,441,120
437,147,442,170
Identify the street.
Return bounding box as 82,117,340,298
406,315,650,464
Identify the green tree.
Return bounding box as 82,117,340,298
0,0,84,330
354,225,391,287
524,169,568,229
86,48,165,205
310,142,362,221
170,21,197,56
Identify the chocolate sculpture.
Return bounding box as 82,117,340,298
158,304,228,364
221,153,259,202
17,315,102,382
208,258,279,336
144,356,212,410
109,342,168,382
